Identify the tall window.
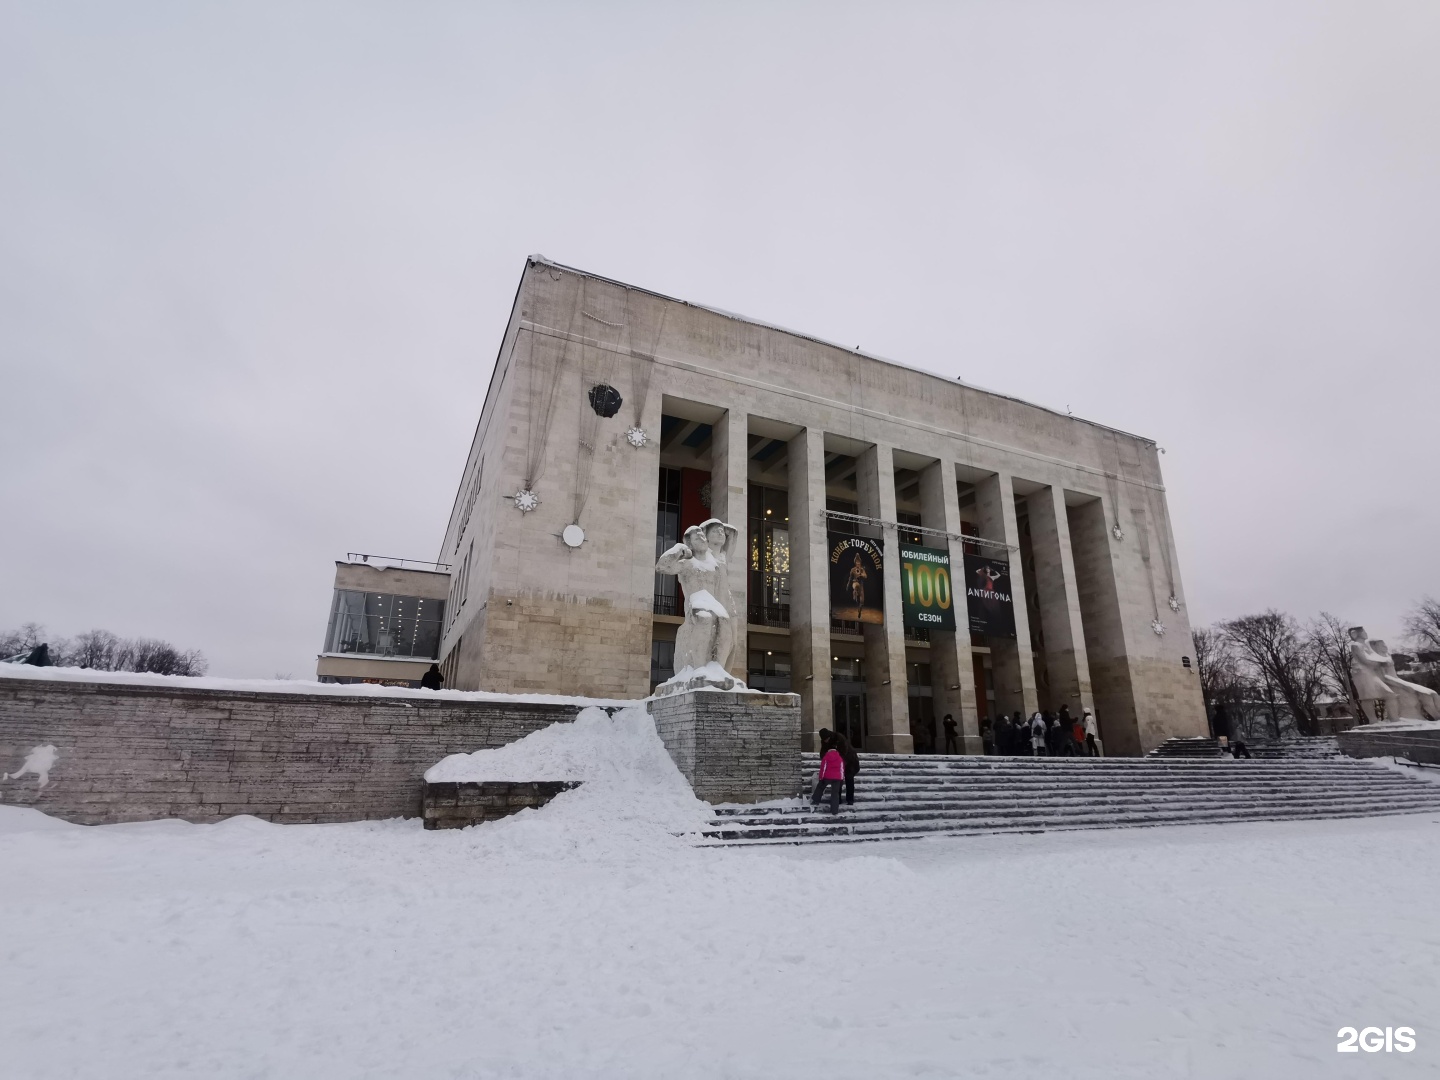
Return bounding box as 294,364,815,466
326,592,445,659
650,639,675,691
748,485,790,626
747,649,791,693
654,468,682,615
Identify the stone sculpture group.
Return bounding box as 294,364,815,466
1348,626,1440,723
653,518,745,695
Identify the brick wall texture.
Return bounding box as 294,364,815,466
0,677,584,825
651,689,802,804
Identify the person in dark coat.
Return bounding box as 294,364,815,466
420,663,443,690
1057,705,1075,756
942,713,959,755
833,730,860,805
995,714,1013,755
980,716,994,756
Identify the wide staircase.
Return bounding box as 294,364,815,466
691,751,1440,847
1147,735,1342,760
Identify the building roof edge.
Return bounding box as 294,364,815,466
525,254,1158,448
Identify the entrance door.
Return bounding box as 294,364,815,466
832,687,867,750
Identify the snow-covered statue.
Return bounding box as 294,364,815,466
1349,626,1399,724
1371,639,1440,722
654,520,744,694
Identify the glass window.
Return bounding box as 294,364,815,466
654,467,682,616
326,590,446,658
832,656,864,681
748,485,791,626
650,639,675,690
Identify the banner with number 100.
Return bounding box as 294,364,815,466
898,543,956,631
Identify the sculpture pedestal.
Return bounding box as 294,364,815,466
650,689,801,804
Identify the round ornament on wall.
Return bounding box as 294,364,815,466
562,524,586,548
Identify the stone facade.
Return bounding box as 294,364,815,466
434,257,1208,755
650,689,802,804
0,675,583,825
421,780,579,829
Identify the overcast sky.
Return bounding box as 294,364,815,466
2,2,1437,677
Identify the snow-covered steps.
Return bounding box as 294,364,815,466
1147,735,1342,760
690,753,1440,846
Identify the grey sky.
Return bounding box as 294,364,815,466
2,2,1436,677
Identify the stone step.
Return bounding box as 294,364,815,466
699,749,1437,846
695,799,1440,845
713,790,1440,827
715,785,1440,819
694,804,1438,846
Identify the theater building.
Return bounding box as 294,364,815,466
432,256,1207,755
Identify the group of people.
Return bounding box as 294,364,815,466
811,727,861,813
980,706,1100,757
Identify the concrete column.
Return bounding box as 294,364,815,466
1027,485,1095,716
710,407,749,684
854,444,913,754
974,473,1039,720
788,427,832,751
918,459,982,753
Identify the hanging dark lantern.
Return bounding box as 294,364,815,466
588,384,623,418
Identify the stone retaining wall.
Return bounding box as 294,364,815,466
1337,726,1440,767
421,780,579,829
0,675,583,825
651,689,802,803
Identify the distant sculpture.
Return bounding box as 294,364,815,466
1371,639,1440,722
654,521,744,693
1348,627,1399,724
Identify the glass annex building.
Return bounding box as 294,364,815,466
315,558,449,688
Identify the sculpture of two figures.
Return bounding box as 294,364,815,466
1348,626,1440,723
653,518,746,695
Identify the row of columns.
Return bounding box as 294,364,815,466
708,408,1096,754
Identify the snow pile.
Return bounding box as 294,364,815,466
425,705,711,843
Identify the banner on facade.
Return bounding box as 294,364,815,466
963,553,1016,638
899,543,956,631
828,533,885,625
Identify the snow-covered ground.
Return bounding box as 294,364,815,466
3,711,1438,1078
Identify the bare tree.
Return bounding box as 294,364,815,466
69,629,121,670
0,623,48,659
1310,612,1358,716
1220,611,1326,737
1404,596,1440,652
115,638,208,677
3,625,206,676
1192,625,1247,707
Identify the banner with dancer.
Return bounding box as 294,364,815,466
828,534,885,625
963,553,1016,637
899,543,956,631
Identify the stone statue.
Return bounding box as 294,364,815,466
1348,626,1399,724
654,521,744,694
1371,639,1440,722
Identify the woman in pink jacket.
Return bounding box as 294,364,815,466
811,743,846,814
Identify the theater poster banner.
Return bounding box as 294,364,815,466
828,533,885,625
963,553,1016,637
899,543,956,632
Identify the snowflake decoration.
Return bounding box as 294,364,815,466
1111,523,1125,542
1151,619,1166,636
699,481,712,509
1168,594,1181,612
513,488,539,513
625,426,648,448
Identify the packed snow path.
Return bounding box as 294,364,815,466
695,752,1440,845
